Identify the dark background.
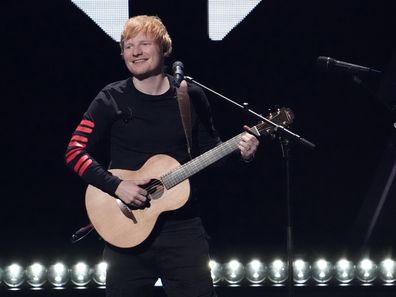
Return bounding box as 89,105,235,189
2,0,396,269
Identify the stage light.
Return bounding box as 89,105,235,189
26,263,47,287
312,259,333,283
379,258,396,283
334,259,355,283
92,262,107,286
356,259,377,283
245,259,267,284
268,259,288,283
4,263,24,288
209,260,223,284
48,263,69,287
293,259,311,283
71,262,91,287
223,259,245,284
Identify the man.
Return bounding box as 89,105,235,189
65,15,259,297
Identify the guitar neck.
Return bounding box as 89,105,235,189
160,107,293,190
161,133,243,189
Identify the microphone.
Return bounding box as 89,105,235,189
172,61,184,88
317,56,381,74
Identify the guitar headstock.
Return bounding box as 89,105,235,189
254,107,294,136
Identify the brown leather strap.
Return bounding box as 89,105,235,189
176,80,192,159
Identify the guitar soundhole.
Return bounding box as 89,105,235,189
144,179,164,200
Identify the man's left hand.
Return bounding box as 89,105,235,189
238,125,260,162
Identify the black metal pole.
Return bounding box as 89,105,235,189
280,138,293,297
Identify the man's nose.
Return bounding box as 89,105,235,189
132,45,142,56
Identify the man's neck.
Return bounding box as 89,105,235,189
132,73,170,96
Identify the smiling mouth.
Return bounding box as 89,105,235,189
132,59,148,64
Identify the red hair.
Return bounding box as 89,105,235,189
120,15,172,57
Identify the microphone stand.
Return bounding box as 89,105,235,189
184,76,315,297
280,137,293,297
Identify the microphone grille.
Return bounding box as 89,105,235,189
172,61,184,70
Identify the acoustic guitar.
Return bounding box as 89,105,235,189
85,107,294,248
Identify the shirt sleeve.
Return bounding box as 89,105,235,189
64,90,122,197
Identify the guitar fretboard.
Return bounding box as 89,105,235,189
161,133,242,189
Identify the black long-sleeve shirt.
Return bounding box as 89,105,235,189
65,75,221,199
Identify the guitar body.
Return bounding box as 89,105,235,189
85,154,190,248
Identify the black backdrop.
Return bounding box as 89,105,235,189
2,0,396,267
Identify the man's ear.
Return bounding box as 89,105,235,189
162,46,171,58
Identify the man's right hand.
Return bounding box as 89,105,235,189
115,180,150,208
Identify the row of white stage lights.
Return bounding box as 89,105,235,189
211,258,396,284
0,258,395,288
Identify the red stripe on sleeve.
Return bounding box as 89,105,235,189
66,150,82,164
80,119,95,128
68,141,86,148
74,155,89,173
65,147,81,158
71,135,88,143
76,126,93,133
78,159,93,176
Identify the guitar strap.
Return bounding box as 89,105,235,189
176,80,193,159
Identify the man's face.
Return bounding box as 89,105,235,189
122,32,163,79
